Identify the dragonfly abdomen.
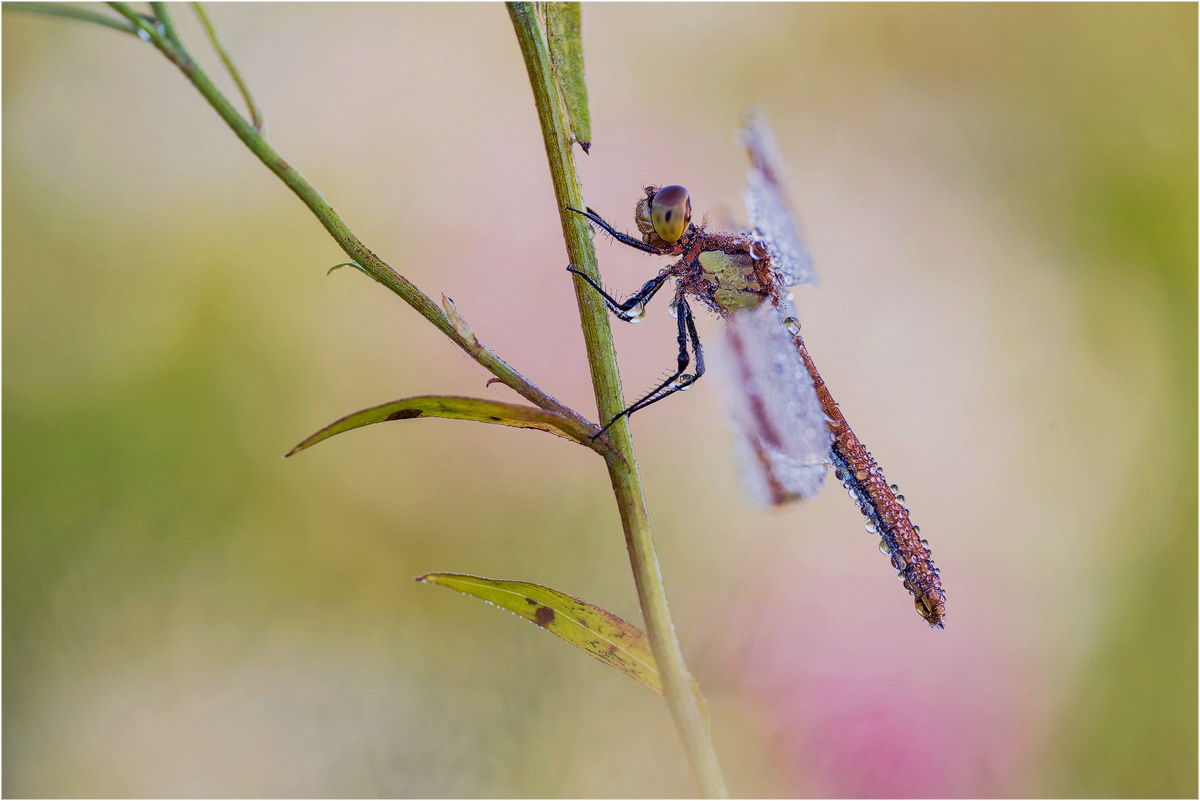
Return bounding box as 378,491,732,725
830,439,945,628
792,332,947,628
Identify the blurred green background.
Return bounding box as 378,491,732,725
3,3,1195,797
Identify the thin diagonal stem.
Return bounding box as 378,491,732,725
191,1,264,131
149,2,181,45
507,4,727,797
103,2,599,450
3,2,137,35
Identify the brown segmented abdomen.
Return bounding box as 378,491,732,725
791,330,947,628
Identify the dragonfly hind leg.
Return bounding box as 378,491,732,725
593,295,705,439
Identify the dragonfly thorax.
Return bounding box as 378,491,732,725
696,250,771,315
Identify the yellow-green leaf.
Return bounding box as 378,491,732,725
416,572,661,695
285,395,596,456
544,2,591,153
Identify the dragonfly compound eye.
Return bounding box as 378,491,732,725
650,185,692,243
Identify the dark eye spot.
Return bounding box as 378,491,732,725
665,210,673,221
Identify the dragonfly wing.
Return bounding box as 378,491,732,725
740,108,816,287
713,299,831,506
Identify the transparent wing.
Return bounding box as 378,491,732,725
740,108,816,287
712,298,831,506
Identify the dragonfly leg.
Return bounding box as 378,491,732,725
593,296,705,439
566,265,671,322
565,205,665,255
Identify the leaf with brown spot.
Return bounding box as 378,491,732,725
285,395,597,457
416,572,661,695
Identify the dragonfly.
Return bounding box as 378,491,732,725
566,110,946,629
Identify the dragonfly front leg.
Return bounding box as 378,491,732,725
565,206,666,255
566,265,671,323
593,295,705,439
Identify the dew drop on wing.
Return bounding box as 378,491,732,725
710,298,830,505
740,110,816,288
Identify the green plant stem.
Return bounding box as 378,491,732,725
3,2,137,34
507,4,727,797
191,1,264,131
149,1,181,46
101,2,597,447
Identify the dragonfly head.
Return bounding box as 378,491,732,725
636,185,692,246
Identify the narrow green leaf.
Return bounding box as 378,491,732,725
543,2,591,153
285,395,597,457
326,260,374,280
2,3,140,35
417,572,662,695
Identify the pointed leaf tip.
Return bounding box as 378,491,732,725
418,572,662,695
327,261,370,278
285,395,596,457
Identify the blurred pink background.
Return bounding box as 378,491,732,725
4,4,1194,797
